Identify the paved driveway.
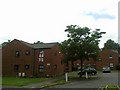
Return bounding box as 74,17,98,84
51,71,119,89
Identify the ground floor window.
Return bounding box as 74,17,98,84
25,64,30,70
39,65,44,71
14,65,19,71
109,63,114,68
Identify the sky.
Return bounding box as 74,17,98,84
0,0,119,48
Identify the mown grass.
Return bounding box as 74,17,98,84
2,77,48,87
99,85,120,90
106,84,120,90
0,77,2,85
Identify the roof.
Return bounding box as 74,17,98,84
20,40,33,48
13,39,58,49
33,43,57,49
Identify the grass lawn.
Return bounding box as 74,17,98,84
2,77,48,87
0,77,2,85
106,84,120,90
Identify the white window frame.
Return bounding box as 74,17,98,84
110,63,114,68
39,57,44,62
109,55,113,59
39,51,44,57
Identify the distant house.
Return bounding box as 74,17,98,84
66,49,119,71
2,39,64,77
96,49,119,69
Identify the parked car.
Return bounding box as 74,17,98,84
78,67,97,75
102,66,111,73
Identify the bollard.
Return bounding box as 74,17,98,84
85,72,88,79
65,73,68,82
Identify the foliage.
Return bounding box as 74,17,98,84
60,25,105,77
34,41,43,44
115,64,120,70
103,39,118,50
102,39,120,55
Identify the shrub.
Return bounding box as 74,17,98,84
115,65,120,70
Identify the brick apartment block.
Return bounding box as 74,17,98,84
2,39,65,77
66,49,119,71
2,39,119,77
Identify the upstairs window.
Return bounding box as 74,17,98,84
25,50,30,55
39,57,44,62
39,51,44,57
15,51,20,57
25,65,30,70
109,55,113,59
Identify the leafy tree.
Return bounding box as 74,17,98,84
34,41,43,44
103,39,120,55
103,39,118,50
60,25,105,77
118,44,120,55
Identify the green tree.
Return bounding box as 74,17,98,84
60,25,105,77
34,41,43,44
118,44,120,55
103,39,118,50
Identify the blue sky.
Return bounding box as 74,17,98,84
0,0,119,48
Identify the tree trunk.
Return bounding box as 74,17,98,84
80,58,83,77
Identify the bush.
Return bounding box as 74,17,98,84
115,65,120,70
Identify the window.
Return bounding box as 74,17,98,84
109,55,113,59
25,65,30,70
14,65,19,71
39,65,44,71
54,65,57,69
25,50,30,55
15,51,20,57
110,63,114,68
39,57,44,62
39,51,44,57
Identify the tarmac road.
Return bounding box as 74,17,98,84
51,71,119,89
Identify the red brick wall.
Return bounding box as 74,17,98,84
34,45,64,77
67,50,118,71
2,40,34,77
96,50,118,69
2,40,65,77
